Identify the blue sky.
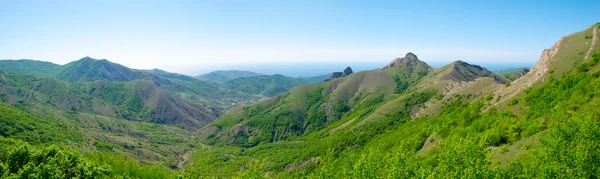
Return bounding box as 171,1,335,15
0,0,598,76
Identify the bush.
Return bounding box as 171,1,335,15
508,99,519,106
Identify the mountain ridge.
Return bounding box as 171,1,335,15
196,70,264,82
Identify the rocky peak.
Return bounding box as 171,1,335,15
324,67,354,82
443,60,509,84
383,52,428,69
343,67,353,76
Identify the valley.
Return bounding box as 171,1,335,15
0,6,598,177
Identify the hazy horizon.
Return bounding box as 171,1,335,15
1,0,597,76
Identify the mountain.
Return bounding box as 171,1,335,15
493,67,531,74
0,59,60,76
298,74,330,84
324,67,354,81
202,52,432,146
438,60,510,84
144,68,198,82
54,57,152,82
2,23,600,178
196,70,264,82
501,68,530,80
224,74,308,97
0,70,218,129
220,73,335,97
191,23,600,177
0,57,261,110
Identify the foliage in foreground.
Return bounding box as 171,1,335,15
0,137,179,179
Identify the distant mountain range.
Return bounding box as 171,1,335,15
196,70,264,83
0,57,262,129
1,23,599,178
196,69,330,97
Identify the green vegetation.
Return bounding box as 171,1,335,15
0,59,60,76
224,74,308,97
184,53,600,177
196,70,264,82
0,136,178,178
0,23,599,178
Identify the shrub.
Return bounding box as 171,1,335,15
508,99,519,106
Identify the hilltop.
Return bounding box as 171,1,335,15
185,23,600,178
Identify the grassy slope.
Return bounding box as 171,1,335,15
1,23,598,178
0,70,221,129
0,100,188,177
0,57,261,111
202,62,429,148
184,23,600,178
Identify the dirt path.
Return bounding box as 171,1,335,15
585,25,598,61
177,151,192,171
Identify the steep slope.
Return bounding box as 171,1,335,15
187,23,600,178
224,74,308,97
493,23,600,107
0,59,60,76
1,57,261,111
0,70,218,129
393,60,511,118
196,70,264,82
383,52,427,70
201,53,432,146
90,80,220,128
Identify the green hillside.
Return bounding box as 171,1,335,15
0,59,60,76
0,57,261,111
182,23,600,178
0,98,190,176
224,74,308,97
54,57,151,82
298,74,329,84
0,70,220,129
196,70,264,82
0,23,599,178
202,52,433,147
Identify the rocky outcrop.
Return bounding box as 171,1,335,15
384,52,425,69
490,32,567,108
324,67,353,81
343,67,353,76
330,72,343,79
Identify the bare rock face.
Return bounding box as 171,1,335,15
324,67,353,81
329,72,343,79
384,52,421,69
343,67,353,76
